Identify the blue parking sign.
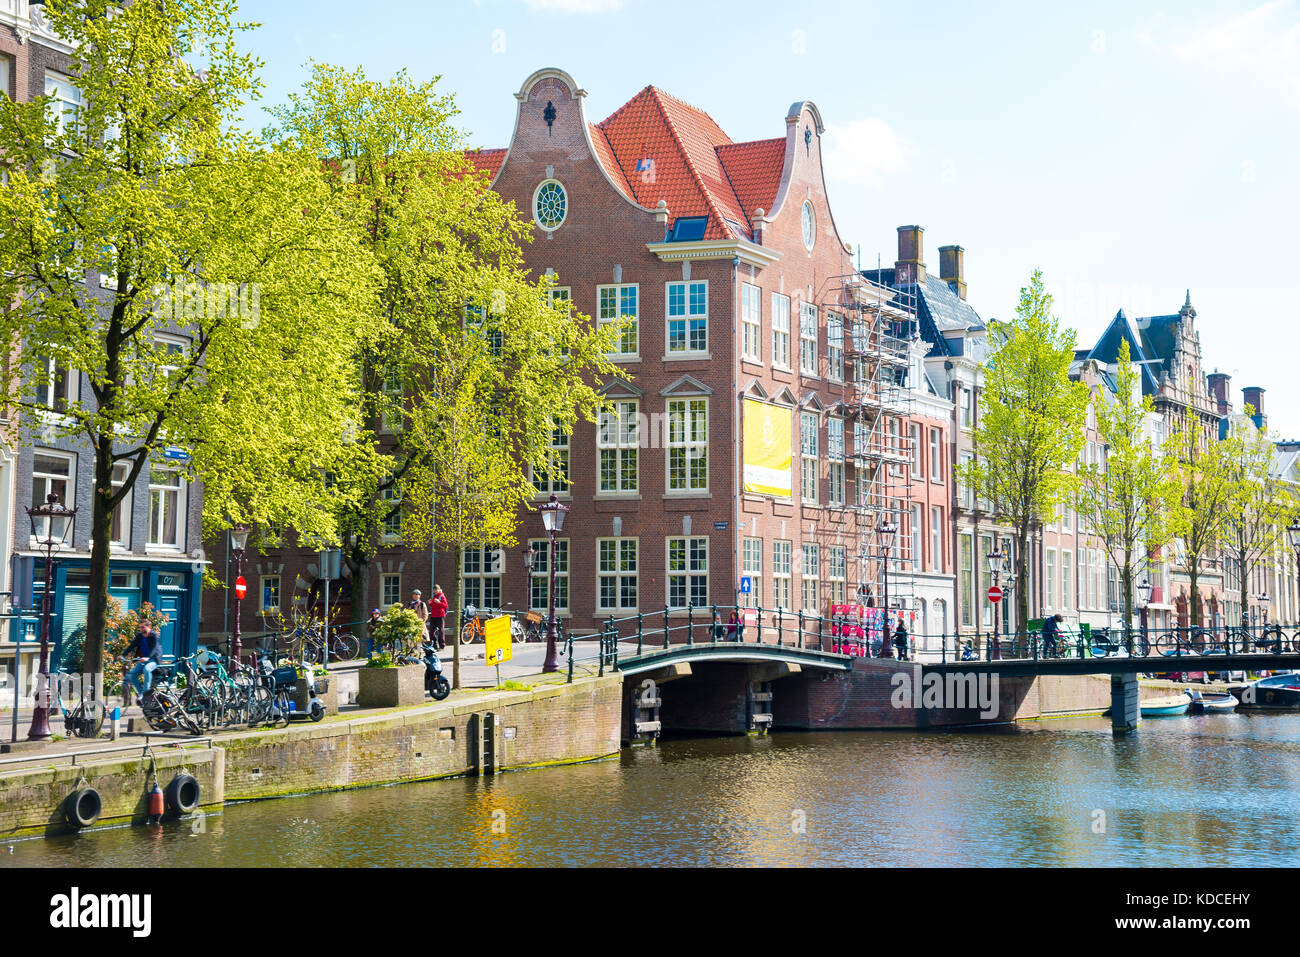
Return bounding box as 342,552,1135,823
740,577,751,595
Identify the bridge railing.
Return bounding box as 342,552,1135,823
570,607,1300,672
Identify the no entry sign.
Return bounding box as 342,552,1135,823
987,585,1003,603
234,576,247,600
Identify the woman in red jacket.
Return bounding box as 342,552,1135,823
428,585,449,650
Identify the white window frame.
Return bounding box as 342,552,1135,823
35,354,77,414
742,536,763,608
597,283,639,358
1046,547,1058,612
380,573,402,609
665,280,708,357
110,462,131,549
532,426,570,495
930,427,943,483
597,400,639,495
529,538,569,613
827,312,844,382
799,302,818,377
960,533,973,626
773,540,792,611
45,71,81,141
931,506,943,573
1062,549,1073,610
828,545,846,607
146,466,186,551
261,574,282,614
910,504,922,568
461,546,503,612
379,478,402,541
597,537,638,612
909,422,922,479
771,293,791,370
801,542,819,613
380,367,404,434
800,411,819,505
667,536,708,610
741,282,762,363
31,450,76,545
667,398,708,493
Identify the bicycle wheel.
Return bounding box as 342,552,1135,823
246,684,272,725
333,633,360,661
1186,630,1206,654
459,621,478,645
1155,632,1184,656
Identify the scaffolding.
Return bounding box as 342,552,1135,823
824,274,920,619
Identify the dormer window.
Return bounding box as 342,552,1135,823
668,217,708,242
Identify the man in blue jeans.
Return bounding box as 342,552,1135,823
126,620,163,700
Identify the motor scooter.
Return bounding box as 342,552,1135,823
398,641,450,700
259,654,326,722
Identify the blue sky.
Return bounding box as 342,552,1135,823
238,0,1299,436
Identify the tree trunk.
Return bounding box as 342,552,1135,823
1121,555,1133,641
1188,563,1200,628
450,543,462,689
82,435,117,689
1017,527,1031,640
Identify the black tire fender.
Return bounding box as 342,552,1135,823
64,787,102,829
165,773,201,815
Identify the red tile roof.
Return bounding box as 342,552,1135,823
716,138,785,223
470,84,791,242
464,147,507,181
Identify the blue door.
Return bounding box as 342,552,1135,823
157,594,181,658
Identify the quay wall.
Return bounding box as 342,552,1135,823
0,675,623,838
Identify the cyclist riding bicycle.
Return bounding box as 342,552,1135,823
1042,613,1064,657
126,620,163,701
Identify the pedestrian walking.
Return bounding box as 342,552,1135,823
428,585,449,651
408,589,430,651
893,616,909,661
366,608,383,654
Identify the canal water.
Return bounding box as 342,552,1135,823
6,714,1300,867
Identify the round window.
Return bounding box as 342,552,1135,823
801,201,816,251
534,180,568,231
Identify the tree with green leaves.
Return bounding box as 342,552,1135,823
0,0,384,682
1168,409,1234,627
1220,410,1300,627
264,64,625,665
958,270,1089,636
1076,340,1182,640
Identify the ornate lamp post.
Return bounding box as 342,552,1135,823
986,545,1004,660
25,493,76,741
228,524,250,666
877,518,897,658
1137,578,1152,657
539,494,569,673
1258,592,1271,628
1287,522,1300,625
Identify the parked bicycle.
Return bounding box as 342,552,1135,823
459,605,533,645
52,668,105,739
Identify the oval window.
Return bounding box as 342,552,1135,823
801,201,816,251
534,180,568,231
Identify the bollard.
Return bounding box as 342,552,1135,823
110,706,121,741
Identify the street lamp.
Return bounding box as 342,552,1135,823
986,545,1004,660
1137,578,1152,656
539,494,568,673
228,524,250,666
1258,593,1271,628
24,493,76,740
1288,522,1300,625
878,518,897,657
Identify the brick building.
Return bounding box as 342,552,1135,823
212,67,924,642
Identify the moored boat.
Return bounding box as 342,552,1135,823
1184,688,1238,714
1229,672,1300,709
1140,694,1192,717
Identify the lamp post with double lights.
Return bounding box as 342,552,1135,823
228,524,250,666
1258,592,1271,637
1137,578,1152,657
877,518,897,657
25,493,76,741
539,494,569,673
986,545,1004,660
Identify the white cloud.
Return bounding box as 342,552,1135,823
821,117,913,189
520,0,625,12
1144,1,1300,111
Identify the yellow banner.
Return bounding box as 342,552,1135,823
743,398,793,497
484,615,513,665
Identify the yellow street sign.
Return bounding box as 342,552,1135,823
484,615,513,665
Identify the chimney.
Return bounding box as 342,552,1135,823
1242,387,1266,431
1206,371,1231,417
938,244,966,300
895,225,925,285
